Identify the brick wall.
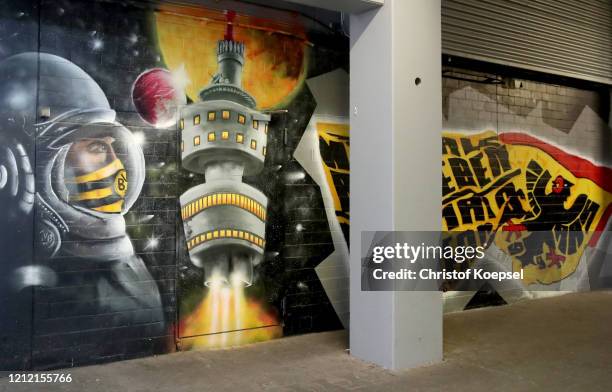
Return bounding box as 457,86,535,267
443,65,610,165
442,64,611,312
0,0,348,370
31,0,177,369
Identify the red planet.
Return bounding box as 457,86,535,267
132,68,186,128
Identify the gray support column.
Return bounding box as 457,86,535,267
350,0,443,370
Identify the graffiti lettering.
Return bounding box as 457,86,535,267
442,131,612,284
317,122,350,243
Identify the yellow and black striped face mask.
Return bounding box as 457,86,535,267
67,158,128,213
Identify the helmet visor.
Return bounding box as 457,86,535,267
56,123,144,215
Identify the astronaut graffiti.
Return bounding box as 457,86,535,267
442,130,612,285
0,52,165,368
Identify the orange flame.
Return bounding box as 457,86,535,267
179,281,282,350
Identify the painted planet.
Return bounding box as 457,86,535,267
132,68,186,128
155,11,307,110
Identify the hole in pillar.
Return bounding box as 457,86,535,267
415,77,422,86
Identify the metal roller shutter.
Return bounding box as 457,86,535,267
442,0,612,85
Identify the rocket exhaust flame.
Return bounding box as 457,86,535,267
179,270,281,350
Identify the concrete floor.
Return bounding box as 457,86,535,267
2,291,611,392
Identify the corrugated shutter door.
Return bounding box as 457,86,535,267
442,0,612,85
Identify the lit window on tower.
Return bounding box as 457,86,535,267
222,130,229,140
179,119,184,130
253,120,259,129
250,140,257,150
194,114,201,125
236,133,244,143
208,111,216,121
194,136,201,146
208,132,216,142
264,123,268,134
222,110,230,120
238,114,246,124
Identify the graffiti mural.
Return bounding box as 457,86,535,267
318,122,350,244
169,10,281,349
0,50,167,369
130,2,347,350
0,0,348,369
295,69,350,327
443,130,612,285
441,73,612,312
155,6,347,349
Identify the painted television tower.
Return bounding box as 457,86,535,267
179,11,270,287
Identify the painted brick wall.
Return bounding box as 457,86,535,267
443,66,610,165
31,0,178,369
442,64,611,312
0,0,349,370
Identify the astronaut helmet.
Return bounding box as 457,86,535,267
40,111,145,218
0,52,145,259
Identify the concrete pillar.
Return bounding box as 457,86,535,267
349,0,443,369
